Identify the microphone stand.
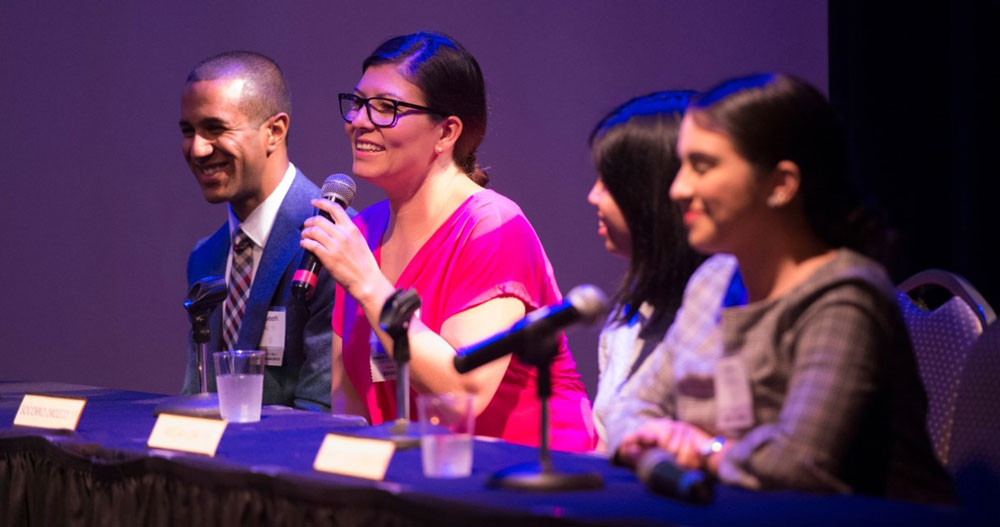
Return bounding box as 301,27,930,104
153,276,228,417
361,288,422,449
486,335,603,491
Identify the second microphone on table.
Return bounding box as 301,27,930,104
291,173,357,300
637,449,714,504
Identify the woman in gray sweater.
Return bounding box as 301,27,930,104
612,73,953,503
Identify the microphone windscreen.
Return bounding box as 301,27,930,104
565,284,609,324
321,173,357,207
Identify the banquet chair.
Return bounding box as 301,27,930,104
896,269,996,466
947,320,1000,515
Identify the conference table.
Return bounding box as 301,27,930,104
0,382,962,527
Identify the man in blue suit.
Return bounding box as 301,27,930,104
178,51,334,411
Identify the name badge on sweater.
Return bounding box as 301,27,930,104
261,308,286,366
715,354,754,432
370,329,397,382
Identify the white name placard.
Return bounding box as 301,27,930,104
313,434,396,480
147,413,227,456
13,394,87,430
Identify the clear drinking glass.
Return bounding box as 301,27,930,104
417,393,475,478
213,350,265,423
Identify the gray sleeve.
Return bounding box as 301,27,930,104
718,288,888,492
603,333,676,453
603,255,737,454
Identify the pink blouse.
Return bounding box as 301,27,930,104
333,190,596,452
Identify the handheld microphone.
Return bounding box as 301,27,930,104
291,173,356,300
453,284,607,373
636,449,714,505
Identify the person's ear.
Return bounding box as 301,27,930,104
433,115,463,155
765,160,801,208
265,113,290,153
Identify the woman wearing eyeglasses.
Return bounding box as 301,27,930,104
611,74,953,502
301,32,596,452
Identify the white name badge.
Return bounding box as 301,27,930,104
13,394,87,430
261,308,286,366
715,354,755,433
147,414,227,456
313,433,396,480
369,329,397,382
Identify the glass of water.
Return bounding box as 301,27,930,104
417,392,475,478
213,350,265,423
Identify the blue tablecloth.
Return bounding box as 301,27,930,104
0,382,964,527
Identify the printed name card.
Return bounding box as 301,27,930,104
313,434,396,480
147,414,227,456
13,394,87,430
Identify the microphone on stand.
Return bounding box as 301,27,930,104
291,173,357,300
152,276,227,417
453,284,608,373
636,449,715,504
452,284,608,491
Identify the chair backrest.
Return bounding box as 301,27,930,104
897,269,997,467
947,320,1000,516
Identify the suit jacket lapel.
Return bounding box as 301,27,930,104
237,170,317,349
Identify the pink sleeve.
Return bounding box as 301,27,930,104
437,206,551,323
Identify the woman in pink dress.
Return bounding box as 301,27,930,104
300,32,596,452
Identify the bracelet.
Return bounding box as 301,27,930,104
699,436,725,461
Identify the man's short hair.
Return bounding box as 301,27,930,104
187,51,291,125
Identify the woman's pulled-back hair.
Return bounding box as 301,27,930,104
590,91,703,327
364,32,489,186
690,73,877,252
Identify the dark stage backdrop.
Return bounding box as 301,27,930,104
829,0,1000,311
0,2,827,397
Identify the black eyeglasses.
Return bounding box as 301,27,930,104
338,93,446,127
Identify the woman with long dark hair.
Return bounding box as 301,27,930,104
301,32,595,451
586,91,703,450
612,73,953,502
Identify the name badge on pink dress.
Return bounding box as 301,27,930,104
369,329,397,382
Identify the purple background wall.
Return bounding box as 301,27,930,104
0,2,827,398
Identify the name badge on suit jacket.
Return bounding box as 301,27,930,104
261,308,286,366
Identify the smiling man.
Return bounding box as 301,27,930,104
178,51,335,411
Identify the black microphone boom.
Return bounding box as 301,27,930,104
453,285,607,373
291,173,356,300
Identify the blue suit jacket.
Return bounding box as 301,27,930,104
181,169,335,411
